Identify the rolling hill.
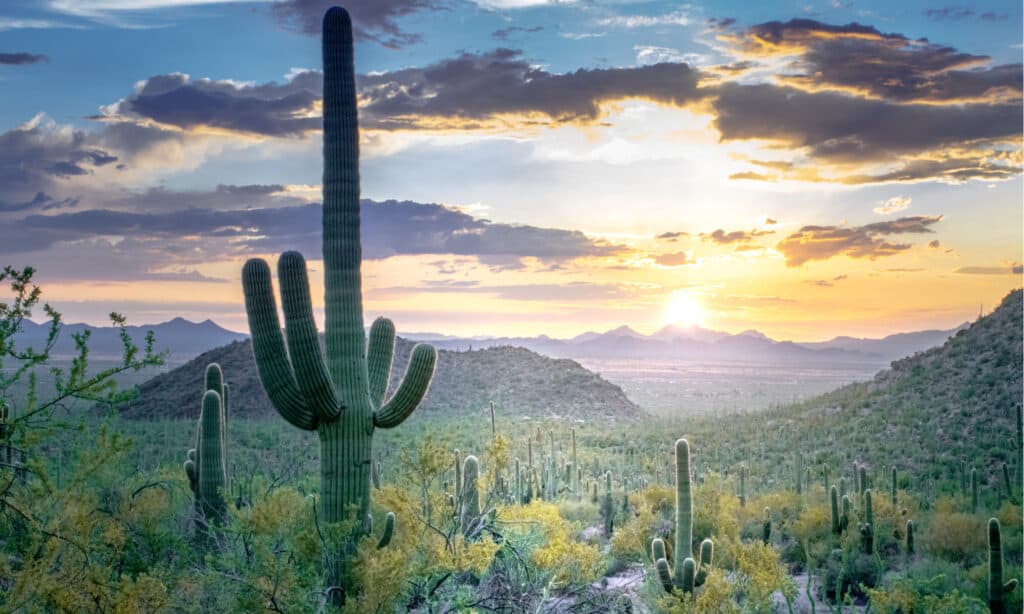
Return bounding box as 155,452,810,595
116,338,643,422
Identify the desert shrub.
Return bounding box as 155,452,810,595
733,540,797,612
924,511,985,563
500,501,601,586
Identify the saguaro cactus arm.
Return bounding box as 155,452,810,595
366,317,395,406
374,344,437,428
241,259,318,431
278,252,341,420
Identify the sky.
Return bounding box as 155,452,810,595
0,0,1021,341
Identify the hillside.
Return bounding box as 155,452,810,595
117,338,643,421
732,288,1022,492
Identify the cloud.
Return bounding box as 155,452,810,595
653,251,690,266
925,6,1008,22
0,114,121,202
491,25,543,41
715,83,1021,184
953,264,1023,275
0,189,624,278
100,70,323,138
595,10,692,28
377,281,638,302
805,273,848,287
721,18,1021,104
777,215,943,266
0,52,49,65
874,196,911,215
701,228,774,244
656,230,689,241
0,192,78,213
270,0,444,48
358,48,706,130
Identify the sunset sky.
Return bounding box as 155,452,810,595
1,0,1021,341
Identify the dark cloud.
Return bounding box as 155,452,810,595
0,52,49,65
0,192,624,277
653,251,690,266
0,192,78,213
701,228,774,244
953,264,1023,275
715,83,1021,183
376,281,635,302
270,0,443,48
492,25,544,41
727,19,1021,104
656,230,688,241
0,114,123,203
358,48,705,129
777,215,943,266
102,71,323,137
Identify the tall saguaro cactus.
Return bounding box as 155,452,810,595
653,438,713,597
989,518,1019,614
240,6,436,602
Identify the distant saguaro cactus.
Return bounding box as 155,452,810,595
184,363,229,542
240,7,436,603
830,485,841,535
461,455,481,536
905,519,914,556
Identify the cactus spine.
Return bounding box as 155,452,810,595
240,8,435,601
184,363,229,540
989,518,1019,614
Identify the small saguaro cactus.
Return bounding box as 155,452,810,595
461,455,481,537
184,363,229,540
989,518,1019,614
905,519,914,556
240,7,437,602
859,488,874,555
859,464,867,496
603,471,614,536
841,494,851,533
652,439,713,597
830,485,841,535
762,507,772,544
739,464,746,508
971,468,979,513
891,466,897,507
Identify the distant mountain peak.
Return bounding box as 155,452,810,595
605,325,645,338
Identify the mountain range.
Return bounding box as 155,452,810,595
410,322,970,365
17,317,968,367
13,317,248,362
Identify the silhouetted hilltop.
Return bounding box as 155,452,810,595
117,337,643,421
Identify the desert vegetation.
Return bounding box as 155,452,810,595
1,6,1021,613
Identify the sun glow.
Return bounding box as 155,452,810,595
663,292,707,327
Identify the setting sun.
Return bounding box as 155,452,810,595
664,292,707,328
